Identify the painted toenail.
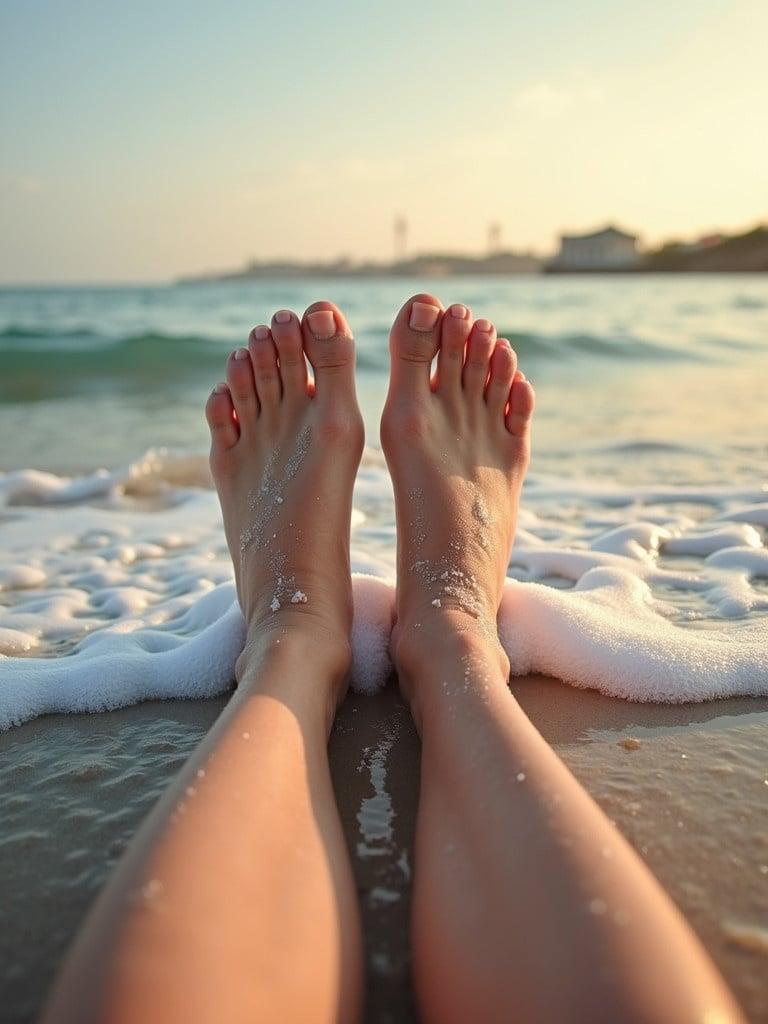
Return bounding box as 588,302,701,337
307,310,336,338
449,304,468,319
213,382,229,394
234,347,250,360
274,310,292,324
475,319,492,333
409,302,440,330
253,325,270,340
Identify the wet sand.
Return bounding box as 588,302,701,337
1,679,766,1024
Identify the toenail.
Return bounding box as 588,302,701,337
307,310,336,339
213,382,229,394
274,310,292,324
409,302,440,330
449,304,468,319
253,325,270,340
234,347,250,360
475,319,492,333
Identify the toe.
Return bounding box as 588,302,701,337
462,318,496,392
388,293,444,396
226,347,258,430
505,372,536,439
486,339,518,414
205,382,239,452
249,324,282,409
301,301,356,395
270,310,308,399
436,303,472,393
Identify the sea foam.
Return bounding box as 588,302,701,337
0,451,766,729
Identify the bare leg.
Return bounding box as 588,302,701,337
43,303,366,1024
381,294,744,1024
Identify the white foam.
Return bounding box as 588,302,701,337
350,576,394,696
498,570,768,703
0,454,767,728
664,525,762,556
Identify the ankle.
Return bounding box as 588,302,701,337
236,619,352,717
392,612,510,725
239,617,352,673
394,609,508,674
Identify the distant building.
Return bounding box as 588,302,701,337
694,233,724,250
549,225,639,271
393,215,408,261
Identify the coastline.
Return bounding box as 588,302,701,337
2,679,766,1024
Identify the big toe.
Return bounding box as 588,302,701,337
301,300,357,397
388,293,444,397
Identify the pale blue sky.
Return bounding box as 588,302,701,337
1,0,766,281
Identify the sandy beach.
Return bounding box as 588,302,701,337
2,677,766,1024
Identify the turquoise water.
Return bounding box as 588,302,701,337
1,275,766,481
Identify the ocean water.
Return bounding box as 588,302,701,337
1,276,767,722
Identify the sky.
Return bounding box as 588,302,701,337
1,0,767,283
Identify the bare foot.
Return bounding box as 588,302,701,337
380,293,535,691
205,301,364,687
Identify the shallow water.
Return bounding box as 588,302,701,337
1,276,767,721
1,275,766,476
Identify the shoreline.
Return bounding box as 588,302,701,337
1,679,766,1023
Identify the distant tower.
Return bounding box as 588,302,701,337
488,221,502,254
394,215,408,262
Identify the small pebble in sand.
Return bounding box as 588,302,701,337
619,737,641,750
275,496,283,504
270,597,280,612
516,772,526,782
432,598,442,608
291,590,308,604
186,786,197,798
242,731,251,740
196,768,206,779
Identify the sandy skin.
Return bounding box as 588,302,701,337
205,300,365,695
380,294,534,720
